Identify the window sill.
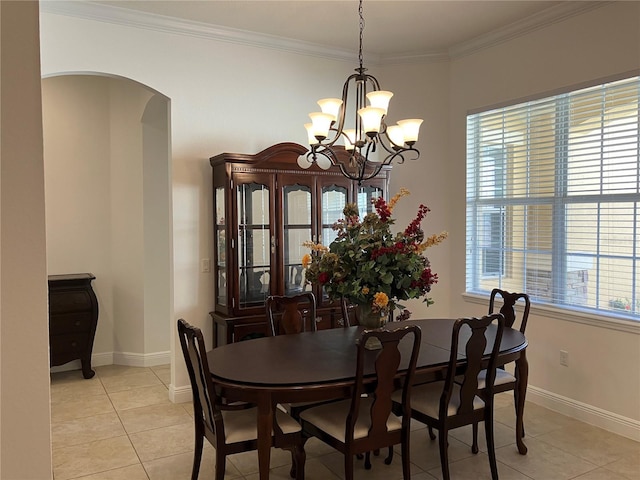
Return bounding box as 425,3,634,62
462,292,640,335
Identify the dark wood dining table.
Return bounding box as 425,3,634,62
208,318,528,480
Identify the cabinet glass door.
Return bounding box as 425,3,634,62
283,184,312,295
237,182,271,308
215,186,227,306
321,184,348,248
357,184,384,218
319,182,348,304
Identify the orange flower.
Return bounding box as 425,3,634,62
301,253,312,268
373,292,389,309
387,187,410,211
417,231,449,253
302,240,329,253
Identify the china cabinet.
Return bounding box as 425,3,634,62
210,142,389,346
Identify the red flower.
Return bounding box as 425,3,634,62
373,197,392,222
318,272,330,284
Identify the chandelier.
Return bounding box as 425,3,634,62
299,0,423,184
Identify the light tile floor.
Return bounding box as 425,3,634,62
51,365,640,479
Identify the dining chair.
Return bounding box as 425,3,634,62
475,289,531,447
393,313,505,480
427,289,531,449
341,296,387,469
266,292,317,336
266,292,328,420
342,295,390,468
299,325,422,480
177,319,306,480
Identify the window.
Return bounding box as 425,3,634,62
466,75,640,320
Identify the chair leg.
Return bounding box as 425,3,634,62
485,410,499,480
428,425,436,440
472,421,479,454
345,451,354,480
191,428,204,480
364,451,372,469
384,446,393,465
401,439,410,479
438,429,450,480
513,388,525,438
214,450,226,480
290,444,306,480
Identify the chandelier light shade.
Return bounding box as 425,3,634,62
300,0,423,184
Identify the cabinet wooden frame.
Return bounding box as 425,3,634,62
209,142,389,346
48,273,99,379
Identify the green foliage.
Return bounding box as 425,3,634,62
303,191,446,318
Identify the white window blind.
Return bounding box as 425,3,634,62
466,75,640,320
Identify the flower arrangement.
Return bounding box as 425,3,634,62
302,188,447,322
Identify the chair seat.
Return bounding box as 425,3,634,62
393,381,484,418
282,400,329,412
478,368,516,389
454,368,516,390
299,397,402,443
223,407,302,444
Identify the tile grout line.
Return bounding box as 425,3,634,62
99,369,151,480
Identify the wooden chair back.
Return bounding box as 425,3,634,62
266,292,317,336
177,319,223,445
178,319,306,479
489,288,530,334
349,325,422,452
442,313,505,420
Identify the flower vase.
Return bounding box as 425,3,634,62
356,302,388,350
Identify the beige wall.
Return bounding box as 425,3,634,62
0,1,52,477
43,76,114,355
379,60,452,319
449,1,640,434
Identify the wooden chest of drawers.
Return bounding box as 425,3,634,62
48,273,99,379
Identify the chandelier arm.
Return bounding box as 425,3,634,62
335,156,366,184
381,147,421,166
364,73,381,91
358,162,385,183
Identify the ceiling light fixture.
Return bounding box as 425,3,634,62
299,0,423,184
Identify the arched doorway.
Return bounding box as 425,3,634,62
42,74,173,371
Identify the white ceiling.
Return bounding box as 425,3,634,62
82,0,587,58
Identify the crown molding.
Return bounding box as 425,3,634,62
40,0,609,65
448,1,609,59
40,0,363,63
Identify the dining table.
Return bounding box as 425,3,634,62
207,318,528,480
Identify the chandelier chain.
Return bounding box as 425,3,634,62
358,0,364,71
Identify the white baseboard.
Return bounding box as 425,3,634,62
527,386,640,442
112,350,171,367
170,384,192,404
50,350,169,374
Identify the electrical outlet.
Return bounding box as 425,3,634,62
201,258,211,273
560,350,569,367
